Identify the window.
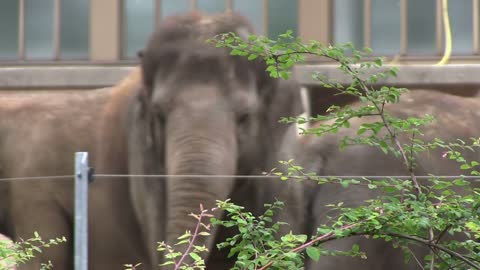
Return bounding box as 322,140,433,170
122,0,298,58
267,0,298,38
371,0,400,55
122,0,155,59
334,0,476,56
198,0,225,13
0,0,88,60
232,0,263,34
60,0,89,59
0,0,19,60
25,0,55,59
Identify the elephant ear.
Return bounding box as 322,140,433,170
127,90,166,266
260,77,304,164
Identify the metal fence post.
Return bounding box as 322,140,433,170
74,152,89,270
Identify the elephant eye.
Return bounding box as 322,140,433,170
237,113,250,125
156,113,166,124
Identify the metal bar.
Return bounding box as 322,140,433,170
53,0,61,60
191,0,198,11
74,152,89,270
92,174,480,180
154,0,162,27
0,173,479,181
117,0,124,60
435,0,444,55
225,0,233,12
18,0,25,60
262,0,269,36
363,0,372,48
0,175,74,182
400,0,408,55
474,0,479,54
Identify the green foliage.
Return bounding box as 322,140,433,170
212,200,305,270
0,232,66,270
153,205,212,270
209,31,480,269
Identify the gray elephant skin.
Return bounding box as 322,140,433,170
0,69,145,270
116,12,306,268
0,12,306,269
280,90,480,269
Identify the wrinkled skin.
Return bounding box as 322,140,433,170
115,12,306,268
0,69,146,270
0,12,305,269
281,90,480,269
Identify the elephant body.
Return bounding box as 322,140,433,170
280,90,480,269
0,69,148,269
0,12,305,270
122,12,305,268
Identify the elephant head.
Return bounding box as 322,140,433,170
281,90,480,270
127,12,304,268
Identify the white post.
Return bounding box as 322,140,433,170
74,152,89,270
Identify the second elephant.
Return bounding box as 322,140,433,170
281,90,480,270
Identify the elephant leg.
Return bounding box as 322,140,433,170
10,181,73,270
88,180,148,270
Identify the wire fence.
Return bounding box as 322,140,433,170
2,152,480,270
1,174,480,182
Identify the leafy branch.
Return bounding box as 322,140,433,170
210,31,480,269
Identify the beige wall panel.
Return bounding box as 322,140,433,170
90,0,121,61
298,0,331,44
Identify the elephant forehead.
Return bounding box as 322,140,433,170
174,85,228,106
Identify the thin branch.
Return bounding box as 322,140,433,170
406,246,426,270
174,205,208,269
386,232,480,270
429,228,435,270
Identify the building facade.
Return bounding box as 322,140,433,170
1,0,479,90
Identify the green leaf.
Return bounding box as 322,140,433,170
247,54,258,61
460,164,471,170
379,141,389,154
189,252,202,262
306,247,321,261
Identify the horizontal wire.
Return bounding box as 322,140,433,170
0,174,479,182
0,175,74,182
94,174,480,180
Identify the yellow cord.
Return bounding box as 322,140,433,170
436,0,452,65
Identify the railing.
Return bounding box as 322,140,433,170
355,0,479,57
16,0,63,61
8,0,480,63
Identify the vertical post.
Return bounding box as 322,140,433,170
154,0,162,27
474,0,479,54
53,0,61,60
400,0,408,56
298,0,332,45
18,0,25,60
435,0,444,55
74,152,89,270
89,0,122,61
262,0,269,36
225,0,233,12
191,0,198,11
363,0,372,49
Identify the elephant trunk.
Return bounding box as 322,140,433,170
164,104,237,252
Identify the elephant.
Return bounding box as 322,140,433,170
0,68,147,269
279,89,480,269
0,12,306,269
96,12,306,268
